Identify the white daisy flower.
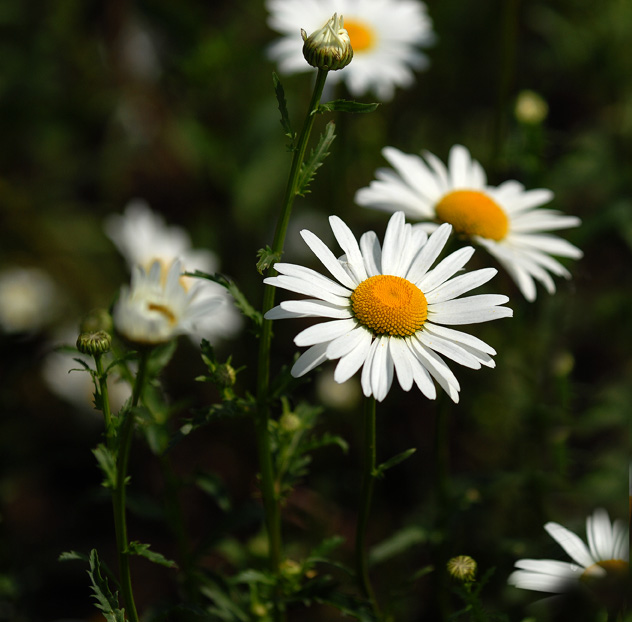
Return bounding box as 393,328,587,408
266,0,435,101
105,199,242,341
113,260,223,345
264,211,512,402
355,145,583,301
508,508,629,594
0,266,60,334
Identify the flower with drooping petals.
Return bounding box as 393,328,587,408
105,199,241,341
264,211,512,402
508,508,629,594
114,260,223,345
266,0,435,101
355,145,583,301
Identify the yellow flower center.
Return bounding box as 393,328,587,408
435,190,509,241
581,559,629,580
343,19,376,52
351,275,427,337
148,302,177,325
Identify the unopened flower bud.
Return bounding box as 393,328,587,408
77,330,112,356
302,13,353,71
515,90,548,125
214,363,237,388
447,555,477,582
280,411,301,432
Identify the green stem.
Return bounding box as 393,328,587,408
355,397,380,616
255,68,330,575
112,349,149,622
94,353,114,447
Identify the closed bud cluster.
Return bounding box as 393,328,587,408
302,13,353,71
76,330,112,356
447,555,477,582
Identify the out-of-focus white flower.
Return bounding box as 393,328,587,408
105,199,242,342
508,508,629,594
0,267,59,334
264,212,511,402
114,260,223,346
356,145,583,301
266,0,435,101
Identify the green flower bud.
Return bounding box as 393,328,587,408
302,13,353,71
76,330,112,356
515,90,548,125
447,555,477,582
279,411,301,432
213,362,237,388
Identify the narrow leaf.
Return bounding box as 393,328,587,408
297,121,336,196
59,550,90,563
92,444,118,489
317,99,380,114
127,541,178,569
87,549,126,622
369,525,428,566
374,447,416,478
273,72,295,147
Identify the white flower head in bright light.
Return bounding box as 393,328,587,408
114,260,223,345
266,0,435,100
508,508,629,594
264,212,512,402
105,199,241,341
356,145,583,301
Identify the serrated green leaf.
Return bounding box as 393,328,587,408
273,72,295,147
184,270,262,328
92,443,118,489
374,447,416,478
317,99,380,114
256,245,283,275
87,549,126,622
127,541,178,569
297,121,336,197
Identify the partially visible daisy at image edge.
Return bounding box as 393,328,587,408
508,508,629,594
355,145,583,301
105,199,242,341
265,0,435,100
264,211,512,402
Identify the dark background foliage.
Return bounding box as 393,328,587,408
1,0,630,620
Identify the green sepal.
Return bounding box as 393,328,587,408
273,72,296,149
297,120,336,197
373,447,416,479
317,99,380,114
256,246,283,275
127,541,178,569
185,270,262,329
92,443,118,489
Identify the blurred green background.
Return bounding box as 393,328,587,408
1,0,630,620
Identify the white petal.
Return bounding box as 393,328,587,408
425,268,497,304
406,223,453,283
389,338,414,391
334,330,373,383
264,274,349,306
417,330,482,369
417,246,475,293
381,212,408,276
587,508,614,563
291,342,329,377
294,318,356,347
409,337,460,402
361,339,380,398
327,325,369,359
272,263,352,297
300,229,358,289
329,216,368,283
371,336,394,402
359,230,382,277
429,295,512,325
544,522,595,568
278,299,351,319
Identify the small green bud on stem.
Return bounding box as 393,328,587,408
302,13,353,71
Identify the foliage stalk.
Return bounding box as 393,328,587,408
94,353,114,447
255,68,329,576
355,396,380,616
